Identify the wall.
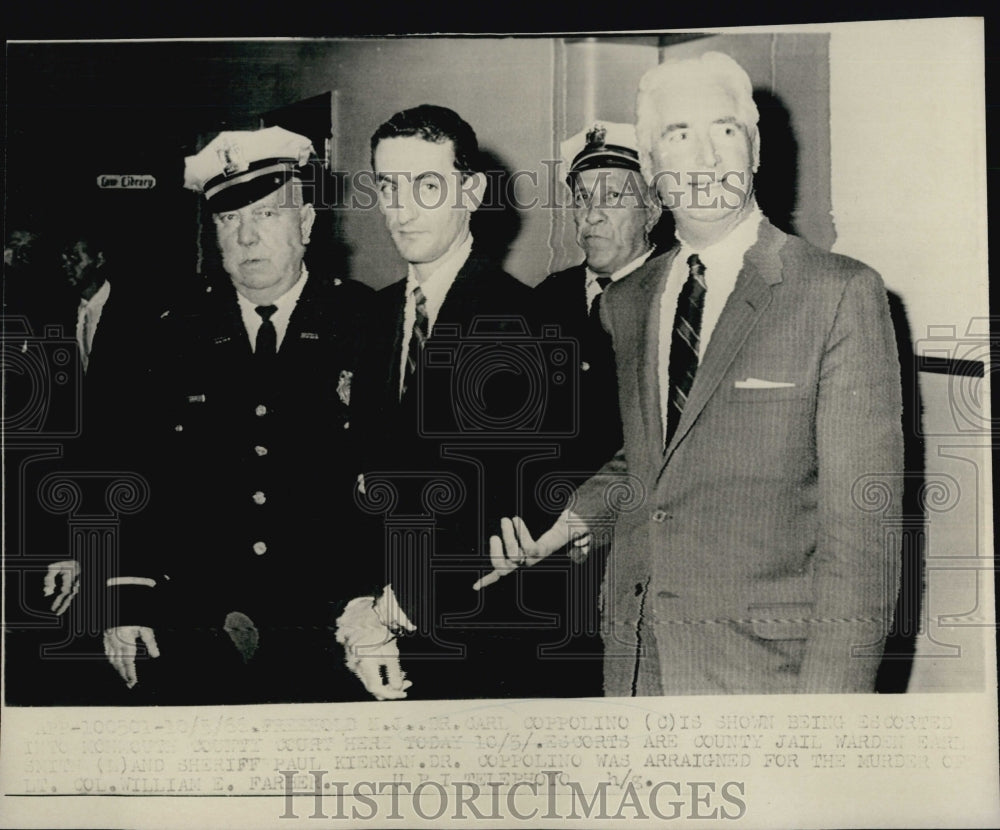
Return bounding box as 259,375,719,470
658,32,834,250
279,38,564,289
259,37,662,288
210,31,992,691
827,19,991,693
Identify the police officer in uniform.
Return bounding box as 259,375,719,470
97,127,373,703
536,121,664,474
528,122,664,694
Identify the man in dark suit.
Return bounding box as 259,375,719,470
483,52,904,695
529,121,662,694
339,104,571,700
92,127,373,703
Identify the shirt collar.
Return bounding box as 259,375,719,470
404,232,473,308
585,245,655,288
79,278,111,311
676,201,763,273
235,263,309,314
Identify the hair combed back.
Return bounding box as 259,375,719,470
635,51,759,178
370,104,481,174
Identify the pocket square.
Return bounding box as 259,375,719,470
734,377,797,389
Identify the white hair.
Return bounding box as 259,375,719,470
635,51,760,181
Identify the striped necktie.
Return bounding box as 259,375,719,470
665,253,707,447
401,284,428,399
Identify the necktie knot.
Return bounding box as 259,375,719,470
255,304,278,322
596,276,612,291
401,284,430,398
687,253,706,281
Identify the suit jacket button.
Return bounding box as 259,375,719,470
174,424,183,432
581,361,591,372
343,421,350,429
652,509,669,523
253,541,267,555
254,445,268,456
252,491,266,505
255,404,267,416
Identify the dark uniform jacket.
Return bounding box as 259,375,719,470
352,255,578,699
534,263,627,475
90,269,374,702
531,261,646,696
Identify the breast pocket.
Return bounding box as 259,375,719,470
727,382,812,403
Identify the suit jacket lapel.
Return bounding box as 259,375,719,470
433,256,482,329
384,280,407,405
658,219,787,477
634,250,677,465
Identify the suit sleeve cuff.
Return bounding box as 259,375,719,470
374,584,416,633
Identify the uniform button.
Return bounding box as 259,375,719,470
581,361,591,372
253,541,267,555
174,424,184,432
652,509,669,523
254,445,268,456
255,404,267,416
252,491,266,505
343,421,350,430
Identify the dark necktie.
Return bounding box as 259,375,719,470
591,275,612,317
254,304,278,359
665,253,707,447
400,284,428,399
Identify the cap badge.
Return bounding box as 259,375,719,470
585,124,607,149
218,143,248,177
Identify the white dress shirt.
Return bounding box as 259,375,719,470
236,264,309,353
76,279,111,373
658,203,764,441
584,246,655,313
397,233,473,397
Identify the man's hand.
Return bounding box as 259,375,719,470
103,626,159,689
335,597,412,701
473,513,588,590
43,561,80,615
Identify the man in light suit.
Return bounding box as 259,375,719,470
481,52,904,695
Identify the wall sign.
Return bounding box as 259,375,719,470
96,174,156,189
